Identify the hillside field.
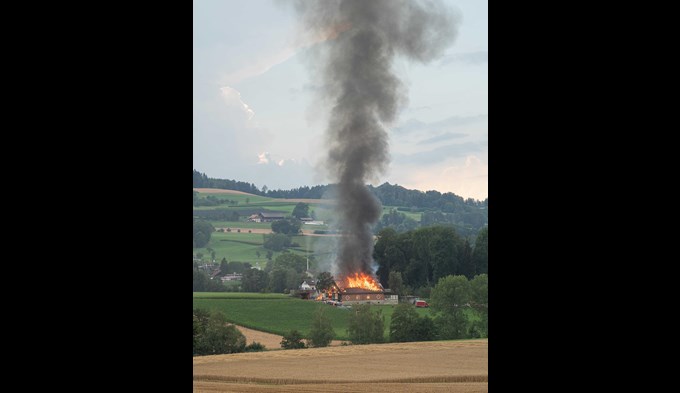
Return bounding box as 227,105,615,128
193,230,336,267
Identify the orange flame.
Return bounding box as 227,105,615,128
342,272,382,292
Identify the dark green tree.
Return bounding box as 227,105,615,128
388,271,404,296
374,227,400,284
206,247,216,262
469,274,488,338
472,227,488,275
193,309,246,355
413,315,437,341
281,330,306,349
459,239,475,279
193,219,215,248
389,303,420,342
263,233,292,251
268,268,287,293
241,268,268,292
268,267,298,293
308,307,335,347
273,253,307,273
430,275,471,339
347,305,385,344
193,270,228,292
292,202,310,219
316,272,335,292
271,218,302,235
389,305,436,342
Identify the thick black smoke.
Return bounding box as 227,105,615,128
293,0,459,277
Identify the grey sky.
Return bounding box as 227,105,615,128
193,0,487,199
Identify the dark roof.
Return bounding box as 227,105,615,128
259,212,285,218
341,288,384,294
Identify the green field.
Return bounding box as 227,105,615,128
194,231,267,266
193,292,290,299
194,231,337,267
382,206,422,222
192,292,435,341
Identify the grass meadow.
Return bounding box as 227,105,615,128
193,292,440,341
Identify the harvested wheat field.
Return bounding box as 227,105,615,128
194,339,488,392
232,324,342,349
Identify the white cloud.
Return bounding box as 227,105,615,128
257,152,270,164
219,46,298,86
220,86,255,120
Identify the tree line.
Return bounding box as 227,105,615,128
193,191,239,207
193,169,487,209
374,225,488,292
193,252,311,294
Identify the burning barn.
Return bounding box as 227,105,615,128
319,272,397,305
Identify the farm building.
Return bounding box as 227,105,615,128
294,280,319,300
300,280,316,291
247,212,286,222
319,276,398,305
302,220,325,225
340,288,398,305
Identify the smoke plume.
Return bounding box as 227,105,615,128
293,0,459,277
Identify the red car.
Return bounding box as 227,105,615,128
415,300,429,308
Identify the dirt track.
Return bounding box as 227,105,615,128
216,227,342,237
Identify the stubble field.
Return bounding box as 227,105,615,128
193,339,488,392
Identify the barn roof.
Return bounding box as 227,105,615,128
259,212,285,218
341,287,384,294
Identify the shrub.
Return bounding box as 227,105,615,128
347,304,384,344
308,307,335,347
281,330,306,349
193,309,246,356
245,342,266,352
